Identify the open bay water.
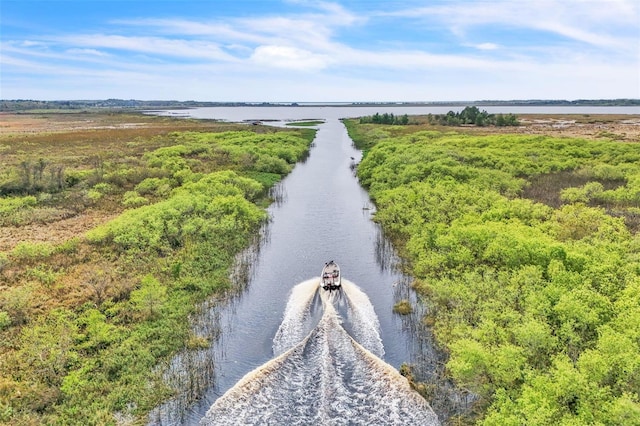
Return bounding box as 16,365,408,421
151,104,639,123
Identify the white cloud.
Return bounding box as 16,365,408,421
250,45,330,70
66,48,109,56
55,34,238,61
382,0,638,52
473,43,499,51
21,40,49,47
2,0,638,101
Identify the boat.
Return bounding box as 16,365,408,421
321,260,341,291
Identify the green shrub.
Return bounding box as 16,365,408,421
135,177,173,197
92,182,115,195
0,284,35,325
26,265,60,286
37,192,52,202
255,155,291,174
55,238,80,255
0,195,37,225
88,171,266,255
122,191,148,208
243,171,281,190
144,145,191,173
65,169,94,187
0,311,11,330
393,300,413,315
87,189,103,202
104,168,139,187
0,252,9,271
11,241,53,262
130,275,167,320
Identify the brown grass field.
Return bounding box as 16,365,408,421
0,111,251,252
397,113,640,141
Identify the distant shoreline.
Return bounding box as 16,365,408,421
2,98,639,112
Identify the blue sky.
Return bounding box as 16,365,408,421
2,0,639,102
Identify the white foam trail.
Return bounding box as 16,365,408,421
272,278,320,355
340,279,385,358
201,279,439,425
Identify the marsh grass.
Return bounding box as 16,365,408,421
285,120,324,126
0,111,316,425
393,299,413,315
522,171,638,231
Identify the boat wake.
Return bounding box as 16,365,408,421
272,278,322,356
201,279,439,425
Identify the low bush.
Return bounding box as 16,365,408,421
351,124,640,424
11,241,54,262
121,191,148,208
0,195,37,226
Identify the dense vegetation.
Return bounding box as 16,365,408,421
346,119,640,425
427,106,519,127
359,112,410,125
0,115,315,424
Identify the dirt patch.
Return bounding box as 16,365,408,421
0,111,238,254
408,114,640,142
0,209,118,252
0,112,155,135
510,116,640,141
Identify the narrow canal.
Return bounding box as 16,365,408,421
149,116,442,425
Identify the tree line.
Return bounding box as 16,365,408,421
359,112,410,125
428,106,519,127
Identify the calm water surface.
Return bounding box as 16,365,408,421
152,104,639,123
149,116,442,425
